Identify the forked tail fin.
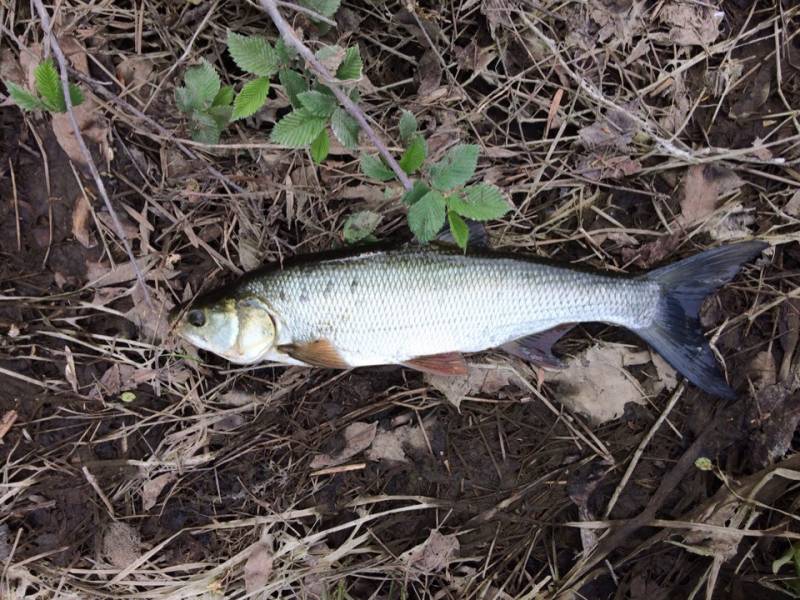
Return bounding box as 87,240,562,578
634,241,768,398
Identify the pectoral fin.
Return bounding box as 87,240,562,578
278,340,350,369
501,324,575,369
403,352,468,375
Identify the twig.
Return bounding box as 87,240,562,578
276,1,337,27
31,0,154,309
257,0,414,191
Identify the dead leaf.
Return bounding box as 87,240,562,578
220,390,259,406
316,45,346,74
455,41,496,74
426,363,520,410
578,106,640,151
244,541,274,594
547,343,649,423
71,194,94,248
587,0,647,48
417,50,442,97
238,236,262,271
141,473,175,511
650,351,678,393
310,422,377,469
0,410,18,442
102,522,140,569
365,416,436,463
116,56,154,98
654,3,724,47
704,202,755,241
748,351,777,391
401,530,459,573
49,37,113,167
784,191,800,217
679,164,744,225
576,155,642,181
126,284,175,344
620,233,680,268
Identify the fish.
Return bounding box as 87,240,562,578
172,240,768,399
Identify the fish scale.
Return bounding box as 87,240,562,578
240,248,661,367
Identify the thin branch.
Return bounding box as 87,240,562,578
31,0,154,309
257,0,414,191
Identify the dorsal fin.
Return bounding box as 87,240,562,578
403,352,468,375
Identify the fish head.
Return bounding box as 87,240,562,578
172,296,276,364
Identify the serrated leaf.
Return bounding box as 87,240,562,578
270,108,328,147
300,0,341,19
183,60,220,110
447,184,511,221
68,83,84,107
402,180,430,206
227,31,279,77
447,210,469,251
330,107,359,149
429,144,479,190
5,81,46,111
232,77,270,120
399,110,417,144
343,210,381,244
360,154,394,181
408,190,446,243
213,85,235,107
399,135,426,174
316,45,346,74
175,87,193,113
190,111,224,144
35,59,64,112
297,90,336,117
275,39,297,64
310,129,330,163
208,105,233,129
279,69,308,108
336,46,362,80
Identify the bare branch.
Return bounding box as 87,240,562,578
257,0,414,191
31,0,154,309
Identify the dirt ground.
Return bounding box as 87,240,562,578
1,1,800,598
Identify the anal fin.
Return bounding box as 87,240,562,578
501,324,575,369
403,352,468,376
278,339,350,369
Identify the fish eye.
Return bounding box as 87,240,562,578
187,309,206,327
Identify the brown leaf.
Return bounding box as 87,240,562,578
401,530,459,573
317,45,346,74
64,345,79,393
679,164,743,225
784,191,800,217
416,50,442,97
244,541,274,594
578,106,640,151
365,416,437,463
620,233,680,268
655,3,724,47
547,343,649,423
71,194,94,248
426,363,520,410
310,422,377,469
102,522,140,569
747,351,777,391
141,473,175,511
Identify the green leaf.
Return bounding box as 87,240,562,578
399,134,426,174
447,210,469,251
330,107,359,149
398,110,417,144
310,129,330,163
408,190,446,243
336,46,362,80
300,0,341,18
359,154,394,182
279,69,308,108
447,184,511,221
5,81,46,111
190,111,224,144
270,108,328,147
275,39,297,65
68,83,84,107
402,180,430,206
343,210,381,244
315,45,345,73
429,144,479,191
232,77,270,120
227,31,279,77
208,105,233,129
297,90,336,117
213,85,235,107
35,59,64,112
183,59,220,110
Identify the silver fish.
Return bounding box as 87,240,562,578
173,241,767,398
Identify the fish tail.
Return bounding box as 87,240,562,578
634,241,768,398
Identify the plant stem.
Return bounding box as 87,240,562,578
257,0,414,191
31,0,154,310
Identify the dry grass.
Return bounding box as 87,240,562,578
1,0,800,598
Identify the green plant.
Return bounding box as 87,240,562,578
773,542,800,595
174,59,234,143
4,58,83,113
